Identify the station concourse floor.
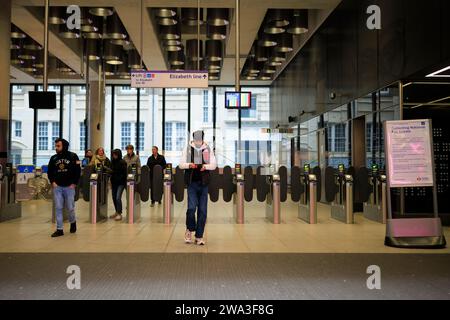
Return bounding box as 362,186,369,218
0,195,449,254
0,195,449,300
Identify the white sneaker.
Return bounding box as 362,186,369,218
114,214,123,221
195,238,205,246
184,230,192,244
109,213,118,219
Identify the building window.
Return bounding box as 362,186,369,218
334,123,346,152
241,95,257,119
138,122,145,151
52,121,60,144
38,122,48,151
121,86,136,94
203,90,208,106
13,153,22,165
165,123,173,151
121,122,132,150
203,106,208,123
366,123,373,153
79,122,86,151
176,122,186,151
14,121,22,137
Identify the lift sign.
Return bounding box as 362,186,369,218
384,119,434,188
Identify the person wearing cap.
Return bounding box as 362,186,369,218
179,130,217,245
47,138,81,238
123,144,141,174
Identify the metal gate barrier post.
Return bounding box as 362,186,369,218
330,164,354,224
163,164,174,224
89,165,108,224
363,164,387,224
233,164,245,224
298,164,318,224
126,173,141,224
266,174,281,224
0,163,21,222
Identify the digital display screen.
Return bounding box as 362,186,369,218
29,91,57,109
225,92,252,109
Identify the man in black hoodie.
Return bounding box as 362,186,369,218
47,138,81,237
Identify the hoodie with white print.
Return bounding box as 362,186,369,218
179,141,217,185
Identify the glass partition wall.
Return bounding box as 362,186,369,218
9,85,271,168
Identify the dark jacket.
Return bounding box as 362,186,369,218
110,149,128,186
147,154,167,178
48,140,81,187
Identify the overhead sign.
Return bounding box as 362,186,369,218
131,70,209,88
384,119,434,188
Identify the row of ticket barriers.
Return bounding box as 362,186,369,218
1,161,387,225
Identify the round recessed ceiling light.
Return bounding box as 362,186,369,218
206,40,223,62
267,9,290,28
105,14,127,40
48,7,66,25
11,26,26,39
154,8,177,18
89,7,114,17
207,8,229,26
276,33,294,53
160,25,181,40
181,8,204,26
158,17,178,26
207,25,227,40
288,9,309,34
186,39,203,62
258,33,277,47
59,24,80,39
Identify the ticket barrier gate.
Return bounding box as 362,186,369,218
89,164,109,224
326,165,354,224
360,165,387,224
162,164,174,224
233,164,245,224
0,163,21,222
297,165,318,224
265,174,281,224
126,173,141,224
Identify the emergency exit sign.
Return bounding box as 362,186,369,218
131,70,209,88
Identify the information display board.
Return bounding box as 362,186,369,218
384,119,434,188
225,92,251,109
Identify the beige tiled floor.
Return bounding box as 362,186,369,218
0,194,449,253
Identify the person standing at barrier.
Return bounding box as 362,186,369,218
179,130,217,245
48,138,81,238
109,149,128,221
147,146,166,207
81,149,93,167
90,147,112,172
123,144,141,174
